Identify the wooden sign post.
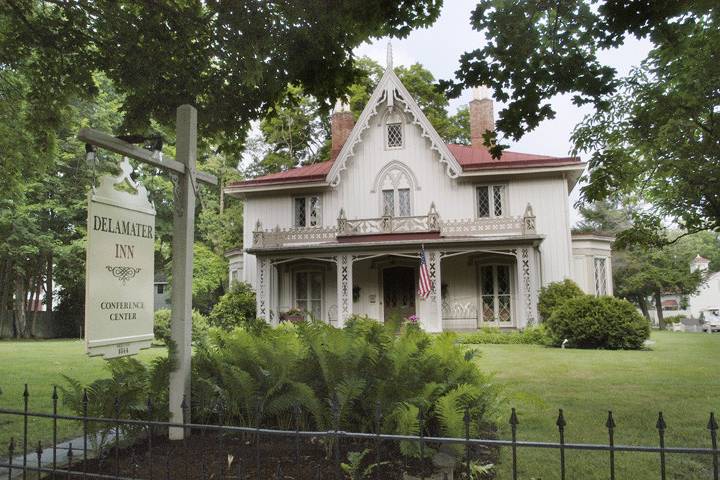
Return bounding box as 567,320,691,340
79,105,217,440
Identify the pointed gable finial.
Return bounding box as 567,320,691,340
386,42,393,70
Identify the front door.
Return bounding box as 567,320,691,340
383,266,416,321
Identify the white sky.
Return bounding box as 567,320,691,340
355,1,652,222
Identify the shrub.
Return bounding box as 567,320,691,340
153,308,209,344
192,317,496,461
545,295,651,349
664,315,686,324
208,282,257,330
538,279,585,320
456,326,550,345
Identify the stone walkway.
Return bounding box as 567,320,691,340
0,431,116,479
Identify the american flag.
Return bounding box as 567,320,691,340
418,245,432,299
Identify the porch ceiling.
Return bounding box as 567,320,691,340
245,234,544,256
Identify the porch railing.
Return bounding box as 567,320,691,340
252,203,537,247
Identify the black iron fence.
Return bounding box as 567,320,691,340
1,385,719,479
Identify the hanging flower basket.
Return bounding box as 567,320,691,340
280,308,306,324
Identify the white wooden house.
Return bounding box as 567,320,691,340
225,48,613,331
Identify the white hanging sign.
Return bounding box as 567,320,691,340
85,158,156,358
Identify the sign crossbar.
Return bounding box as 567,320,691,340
78,127,218,186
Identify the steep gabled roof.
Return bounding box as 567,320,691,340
227,45,583,192
324,64,463,186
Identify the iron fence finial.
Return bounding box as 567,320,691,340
23,383,29,398
51,385,58,401
556,409,567,428
606,410,616,429
656,412,667,431
709,412,719,431
509,407,519,427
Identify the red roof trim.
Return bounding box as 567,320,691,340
230,173,327,187
461,158,582,171
337,232,441,243
229,144,582,188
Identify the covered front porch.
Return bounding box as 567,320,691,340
251,238,542,332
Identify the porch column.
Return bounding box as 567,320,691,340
269,262,279,325
336,254,353,327
256,255,272,323
420,248,443,332
516,247,539,328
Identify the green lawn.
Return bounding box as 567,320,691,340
474,331,720,480
1,333,717,479
0,339,165,456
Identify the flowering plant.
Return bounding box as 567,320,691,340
407,314,419,324
281,308,306,323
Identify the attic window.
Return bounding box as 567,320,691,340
387,123,403,148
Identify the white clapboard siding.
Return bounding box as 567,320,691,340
241,105,574,291
507,176,573,283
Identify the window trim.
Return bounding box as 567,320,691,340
593,256,608,296
380,186,413,217
383,109,405,151
292,269,324,320
476,261,515,327
292,195,322,228
386,122,404,149
475,183,508,219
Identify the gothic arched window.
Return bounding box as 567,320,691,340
376,163,415,217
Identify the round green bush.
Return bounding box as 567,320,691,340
538,279,585,320
208,282,257,330
153,308,209,344
545,295,651,349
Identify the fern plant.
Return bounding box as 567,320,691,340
60,356,172,452
194,316,497,470
340,449,389,480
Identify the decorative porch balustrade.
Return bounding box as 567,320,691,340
252,203,537,247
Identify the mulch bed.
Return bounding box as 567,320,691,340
52,428,497,479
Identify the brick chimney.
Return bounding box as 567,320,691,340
331,100,354,160
469,86,495,149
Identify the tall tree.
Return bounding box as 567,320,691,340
1,1,442,153
442,1,719,246
440,1,717,158
246,58,471,177
574,200,633,236
613,239,706,329
573,15,720,245
245,85,330,177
